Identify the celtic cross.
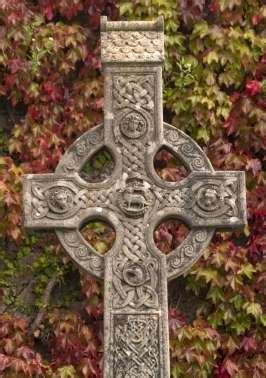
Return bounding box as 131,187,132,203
23,17,247,377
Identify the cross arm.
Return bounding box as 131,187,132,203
22,172,121,280
23,173,116,229
157,171,247,229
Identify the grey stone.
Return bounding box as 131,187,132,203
23,16,247,378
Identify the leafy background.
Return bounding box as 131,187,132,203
0,0,265,377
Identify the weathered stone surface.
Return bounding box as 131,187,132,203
23,16,247,378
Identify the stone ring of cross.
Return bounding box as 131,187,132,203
23,16,247,377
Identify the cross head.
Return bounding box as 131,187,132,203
23,17,247,377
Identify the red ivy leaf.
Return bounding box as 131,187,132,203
0,354,11,372
16,346,36,360
169,308,187,334
208,0,219,13
223,358,239,376
215,365,230,378
4,74,16,90
43,81,63,102
246,158,262,176
241,336,257,352
245,80,261,96
252,14,263,26
40,0,54,20
27,105,40,120
8,59,25,74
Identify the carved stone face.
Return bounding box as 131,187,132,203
54,190,68,208
203,188,218,204
120,111,147,139
197,186,220,211
47,188,72,213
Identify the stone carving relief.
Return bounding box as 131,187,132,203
160,177,239,221
24,122,246,275
111,75,155,180
113,256,159,309
56,125,104,174
169,230,208,271
164,126,212,172
31,182,88,220
101,30,164,63
113,314,159,377
193,179,238,218
117,177,154,218
110,216,159,310
119,110,148,139
23,17,247,378
62,230,104,271
113,75,154,112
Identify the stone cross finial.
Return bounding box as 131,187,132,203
23,17,247,377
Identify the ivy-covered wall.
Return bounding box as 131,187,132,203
0,1,265,377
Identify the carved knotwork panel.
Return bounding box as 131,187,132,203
112,74,156,181
113,314,160,377
112,219,160,311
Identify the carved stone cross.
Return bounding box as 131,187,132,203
23,17,247,377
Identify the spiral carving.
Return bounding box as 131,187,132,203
75,245,89,260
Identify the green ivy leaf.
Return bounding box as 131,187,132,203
197,128,210,143
238,263,256,279
203,51,219,65
260,314,266,327
192,21,209,39
230,314,252,335
207,286,225,304
196,268,219,284
243,302,263,318
54,365,78,378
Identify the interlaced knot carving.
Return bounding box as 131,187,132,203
113,76,154,111
120,139,146,175
114,314,159,377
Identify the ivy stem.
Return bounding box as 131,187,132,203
30,276,58,333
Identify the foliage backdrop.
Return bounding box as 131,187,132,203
0,0,265,377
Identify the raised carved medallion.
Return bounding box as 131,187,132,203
117,178,154,218
113,256,158,309
31,182,88,220
119,110,148,139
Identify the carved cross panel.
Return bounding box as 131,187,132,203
23,17,247,377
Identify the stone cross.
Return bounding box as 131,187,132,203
23,17,247,377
